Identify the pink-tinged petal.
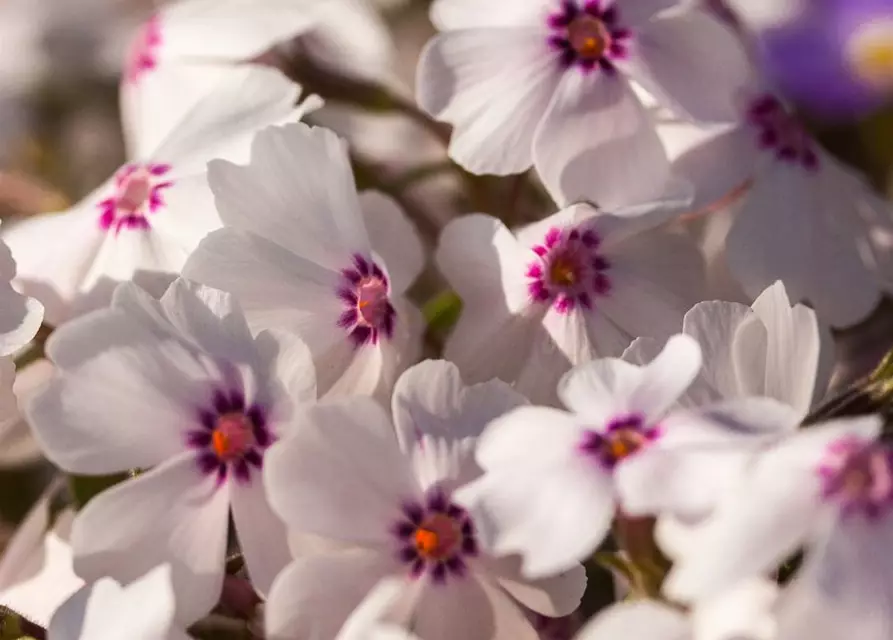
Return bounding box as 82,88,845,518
622,10,753,122
575,600,689,640
417,28,563,175
0,490,82,629
412,574,540,640
204,123,369,271
265,551,399,640
70,453,230,624
627,334,702,424
534,72,672,210
559,358,644,422
361,191,424,296
430,0,553,30
29,333,211,474
484,555,586,618
147,173,221,254
726,157,883,329
391,359,527,454
666,416,882,603
264,398,421,546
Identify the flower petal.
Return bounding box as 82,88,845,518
360,191,424,295
230,479,290,598
485,554,586,618
628,333,702,423
575,600,689,640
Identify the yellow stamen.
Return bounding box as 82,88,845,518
848,20,893,89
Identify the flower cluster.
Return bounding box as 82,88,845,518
0,0,891,639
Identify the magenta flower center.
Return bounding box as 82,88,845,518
548,1,631,74
337,254,397,347
527,225,611,314
97,163,173,234
581,414,658,470
819,438,893,519
394,488,479,584
211,413,256,462
747,95,819,171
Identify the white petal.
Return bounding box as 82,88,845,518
534,72,672,210
436,214,531,315
726,157,882,329
412,574,539,640
430,0,552,30
230,480,290,598
2,203,105,326
682,300,755,400
336,577,412,640
628,333,702,423
150,65,302,171
623,10,753,123
255,328,318,413
416,28,562,175
29,333,210,474
618,0,685,27
460,408,615,577
391,359,527,453
265,551,398,640
693,578,779,640
750,281,824,415
558,358,644,422
575,600,690,640
485,554,586,617
184,228,344,340
665,416,882,602
146,172,221,255
206,123,369,271
70,453,230,624
0,358,51,467
264,398,420,546
361,191,425,295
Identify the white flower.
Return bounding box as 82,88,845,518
4,64,309,326
184,123,424,400
654,88,893,328
0,234,44,356
26,279,317,623
435,200,704,406
575,579,778,640
48,564,190,640
623,281,832,419
335,578,418,640
0,358,54,468
0,483,83,629
457,334,720,577
664,414,890,640
417,0,752,208
264,360,585,640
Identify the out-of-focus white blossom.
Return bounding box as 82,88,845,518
264,360,585,640
3,65,310,326
185,123,424,401
26,279,317,624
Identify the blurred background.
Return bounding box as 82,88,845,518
0,0,890,628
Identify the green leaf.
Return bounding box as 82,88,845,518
423,291,463,337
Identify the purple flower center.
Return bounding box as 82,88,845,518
527,225,611,314
187,388,273,486
580,414,658,470
819,438,893,520
548,0,631,74
393,488,479,584
97,163,173,234
126,15,162,85
337,254,397,347
747,95,819,171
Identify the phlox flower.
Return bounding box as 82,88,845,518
27,279,317,623
435,199,703,406
184,123,425,400
457,335,798,577
48,564,190,640
264,360,586,640
0,234,43,356
417,0,752,208
664,415,893,640
623,281,832,419
653,85,893,327
4,65,311,326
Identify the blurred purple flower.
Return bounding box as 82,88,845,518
755,0,893,118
